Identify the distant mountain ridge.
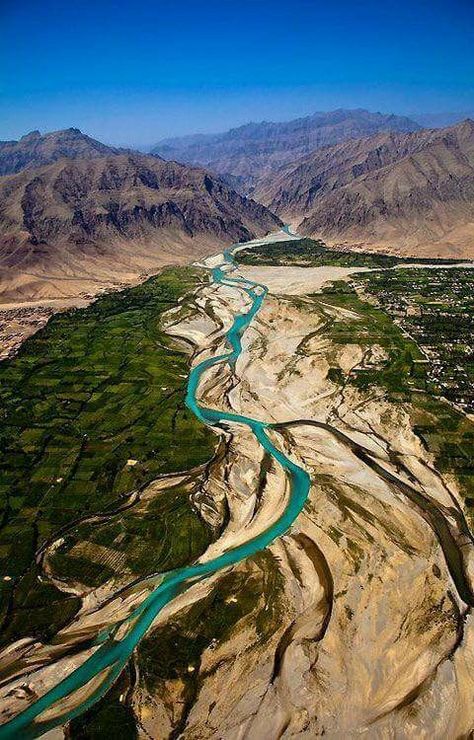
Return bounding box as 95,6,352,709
410,111,474,129
152,108,421,189
0,130,281,301
256,120,474,257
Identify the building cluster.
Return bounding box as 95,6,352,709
364,269,474,415
0,306,57,360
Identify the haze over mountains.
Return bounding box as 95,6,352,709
152,108,474,257
152,109,421,190
0,129,280,301
256,120,474,256
1,108,474,303
410,111,474,129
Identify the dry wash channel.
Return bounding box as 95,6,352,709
0,229,474,738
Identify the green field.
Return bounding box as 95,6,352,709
47,479,213,589
316,281,474,510
357,268,474,413
236,237,465,269
317,281,425,396
0,268,216,645
69,550,284,739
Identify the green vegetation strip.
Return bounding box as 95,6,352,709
0,268,216,644
48,481,213,589
357,268,474,413
318,280,474,515
317,281,425,395
236,237,466,268
68,551,284,738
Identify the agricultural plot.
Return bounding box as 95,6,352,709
357,268,474,414
319,280,474,512
0,268,216,645
236,237,464,269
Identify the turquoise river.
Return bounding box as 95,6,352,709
0,231,311,738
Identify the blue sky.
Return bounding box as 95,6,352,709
1,0,473,146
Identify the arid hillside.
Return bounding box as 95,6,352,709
0,149,281,302
152,109,420,191
0,128,123,176
255,120,474,257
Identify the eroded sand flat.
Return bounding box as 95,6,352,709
1,228,473,738
235,263,371,294
131,248,474,737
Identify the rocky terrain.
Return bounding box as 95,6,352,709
152,109,420,191
0,142,281,303
0,231,473,737
255,120,474,258
0,128,123,176
153,256,474,738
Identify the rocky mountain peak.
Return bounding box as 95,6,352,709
0,128,120,176
20,130,41,142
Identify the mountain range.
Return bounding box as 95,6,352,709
256,120,474,256
0,129,280,301
152,109,421,191
1,110,474,302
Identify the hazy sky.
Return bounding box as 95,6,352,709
1,0,473,146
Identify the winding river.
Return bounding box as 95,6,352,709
0,231,311,738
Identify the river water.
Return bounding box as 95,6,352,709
0,231,311,738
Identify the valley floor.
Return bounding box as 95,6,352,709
0,230,473,738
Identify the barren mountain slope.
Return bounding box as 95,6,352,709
2,241,473,737
0,152,281,302
254,128,442,215
257,120,474,257
0,128,122,176
152,109,420,189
